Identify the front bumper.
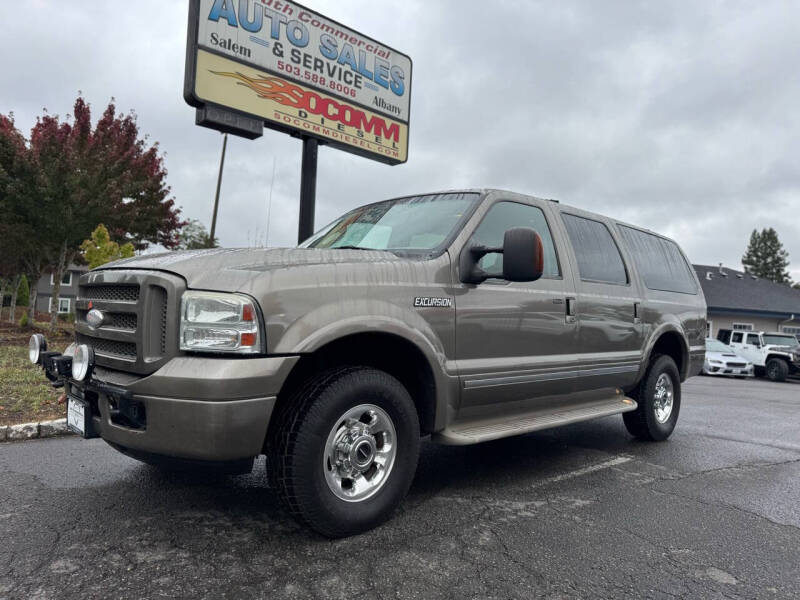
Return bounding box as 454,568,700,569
703,362,754,377
44,353,299,462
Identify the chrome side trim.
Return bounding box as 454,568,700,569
463,370,579,389
463,364,639,390
582,364,640,377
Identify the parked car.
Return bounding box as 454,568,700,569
717,329,800,382
30,189,706,537
702,338,753,377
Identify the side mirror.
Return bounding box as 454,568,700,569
502,227,544,282
459,227,544,284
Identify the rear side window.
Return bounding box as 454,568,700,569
731,332,744,343
561,214,628,284
618,226,697,294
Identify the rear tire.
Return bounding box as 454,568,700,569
268,367,420,538
623,354,681,441
765,358,788,382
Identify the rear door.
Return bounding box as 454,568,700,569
454,195,580,413
555,211,644,391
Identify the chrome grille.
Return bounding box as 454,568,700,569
77,334,137,359
77,310,137,331
75,271,183,375
81,284,140,302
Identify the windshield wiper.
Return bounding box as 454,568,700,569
331,245,377,251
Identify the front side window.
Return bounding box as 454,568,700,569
746,333,761,347
561,213,628,285
302,193,480,253
468,201,560,278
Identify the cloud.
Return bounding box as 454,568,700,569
2,0,799,278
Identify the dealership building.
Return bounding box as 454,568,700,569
694,264,800,339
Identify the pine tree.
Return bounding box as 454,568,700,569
741,228,792,284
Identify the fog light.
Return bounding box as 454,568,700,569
29,334,47,364
72,344,95,382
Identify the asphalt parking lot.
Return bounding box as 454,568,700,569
1,376,799,600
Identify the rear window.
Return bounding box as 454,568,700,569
618,226,697,294
561,214,628,285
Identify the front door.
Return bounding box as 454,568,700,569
737,332,763,364
454,197,579,416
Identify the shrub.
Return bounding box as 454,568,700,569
19,312,29,328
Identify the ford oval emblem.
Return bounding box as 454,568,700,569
86,309,105,329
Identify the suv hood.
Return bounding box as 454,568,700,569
98,247,405,289
764,344,798,354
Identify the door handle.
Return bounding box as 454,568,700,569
633,302,641,324
565,297,576,324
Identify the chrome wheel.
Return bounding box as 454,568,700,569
653,373,674,423
324,404,397,502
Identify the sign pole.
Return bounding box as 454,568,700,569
297,136,318,244
209,132,228,248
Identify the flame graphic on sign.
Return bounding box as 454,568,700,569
210,70,305,107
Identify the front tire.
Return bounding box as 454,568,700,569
623,354,681,441
765,358,788,382
268,367,420,538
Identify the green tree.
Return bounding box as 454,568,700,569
742,228,792,284
0,96,186,330
81,224,135,268
177,219,219,250
0,114,37,323
16,275,29,307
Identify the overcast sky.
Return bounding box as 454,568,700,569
3,1,799,279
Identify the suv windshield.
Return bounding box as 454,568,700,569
301,193,480,252
762,334,800,347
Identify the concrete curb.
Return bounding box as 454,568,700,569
1,418,74,442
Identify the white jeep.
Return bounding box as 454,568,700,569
718,329,800,382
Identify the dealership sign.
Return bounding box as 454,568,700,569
184,0,412,164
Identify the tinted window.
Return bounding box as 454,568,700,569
470,201,560,278
731,332,744,343
618,226,697,294
561,214,627,284
746,334,761,346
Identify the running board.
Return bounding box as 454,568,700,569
433,396,638,445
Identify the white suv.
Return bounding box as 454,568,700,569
718,330,800,382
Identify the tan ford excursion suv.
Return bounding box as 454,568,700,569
32,189,706,537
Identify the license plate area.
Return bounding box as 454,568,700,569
67,396,99,439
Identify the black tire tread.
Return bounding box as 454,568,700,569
623,354,680,442
766,358,789,382
268,366,362,528
267,366,419,537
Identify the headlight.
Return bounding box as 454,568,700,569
709,359,723,365
72,344,94,381
29,334,47,364
180,291,263,354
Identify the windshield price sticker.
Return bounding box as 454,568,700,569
186,0,411,164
